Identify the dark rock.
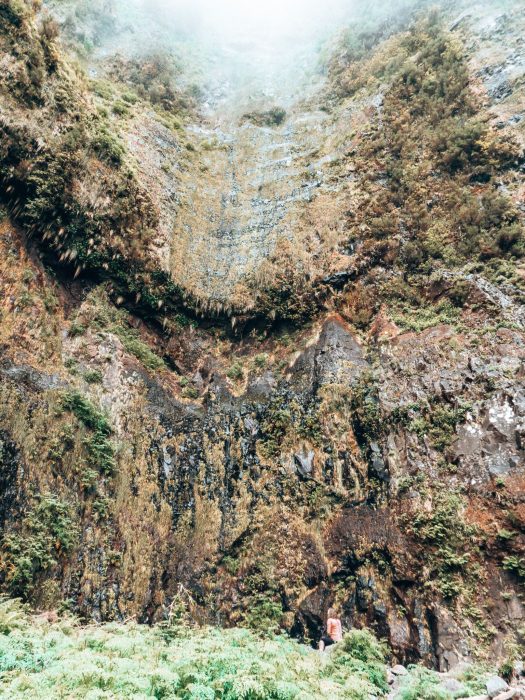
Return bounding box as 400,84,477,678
0,431,22,530
294,450,315,479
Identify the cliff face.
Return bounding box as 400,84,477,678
0,0,524,671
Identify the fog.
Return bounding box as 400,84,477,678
96,0,421,106
146,0,354,44
122,0,355,103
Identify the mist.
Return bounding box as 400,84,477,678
101,0,357,104
146,0,354,44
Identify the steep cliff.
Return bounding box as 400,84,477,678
0,0,524,672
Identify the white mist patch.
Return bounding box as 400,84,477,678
135,0,355,103
148,0,353,44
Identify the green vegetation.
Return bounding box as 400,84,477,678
181,385,199,400
0,496,78,599
241,107,287,127
254,353,268,369
243,591,283,634
70,288,166,371
327,630,388,695
91,127,126,166
355,13,523,269
334,11,524,330
238,558,284,635
0,1,196,326
395,664,488,700
251,246,320,326
349,374,383,449
0,603,389,699
226,362,244,381
259,394,324,459
112,325,165,371
107,53,193,114
62,391,111,435
62,391,116,476
259,399,293,458
502,555,525,581
83,370,103,385
392,399,470,452
405,491,478,598
391,300,462,332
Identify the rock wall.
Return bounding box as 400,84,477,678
0,0,524,672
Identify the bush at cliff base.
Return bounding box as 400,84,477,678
0,598,387,699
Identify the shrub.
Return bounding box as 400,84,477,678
227,362,244,381
83,370,103,384
254,353,268,369
396,664,489,700
336,629,386,664
243,592,283,634
1,495,78,598
328,629,388,695
0,597,28,635
112,325,165,371
406,491,478,598
61,391,115,475
0,614,389,699
91,127,125,166
62,391,111,435
502,555,525,581
396,666,452,700
112,100,129,117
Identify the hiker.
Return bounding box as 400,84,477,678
318,607,343,651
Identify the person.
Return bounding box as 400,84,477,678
318,607,343,651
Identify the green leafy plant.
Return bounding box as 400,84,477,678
1,495,78,599
502,555,525,580
227,362,244,381
0,609,389,698
61,391,116,475
83,370,103,384
407,491,478,598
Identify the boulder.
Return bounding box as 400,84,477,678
486,677,509,698
493,689,524,700
440,678,466,693
391,664,408,676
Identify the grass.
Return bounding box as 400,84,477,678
0,604,389,699
61,391,111,436
112,325,165,371
69,287,166,372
